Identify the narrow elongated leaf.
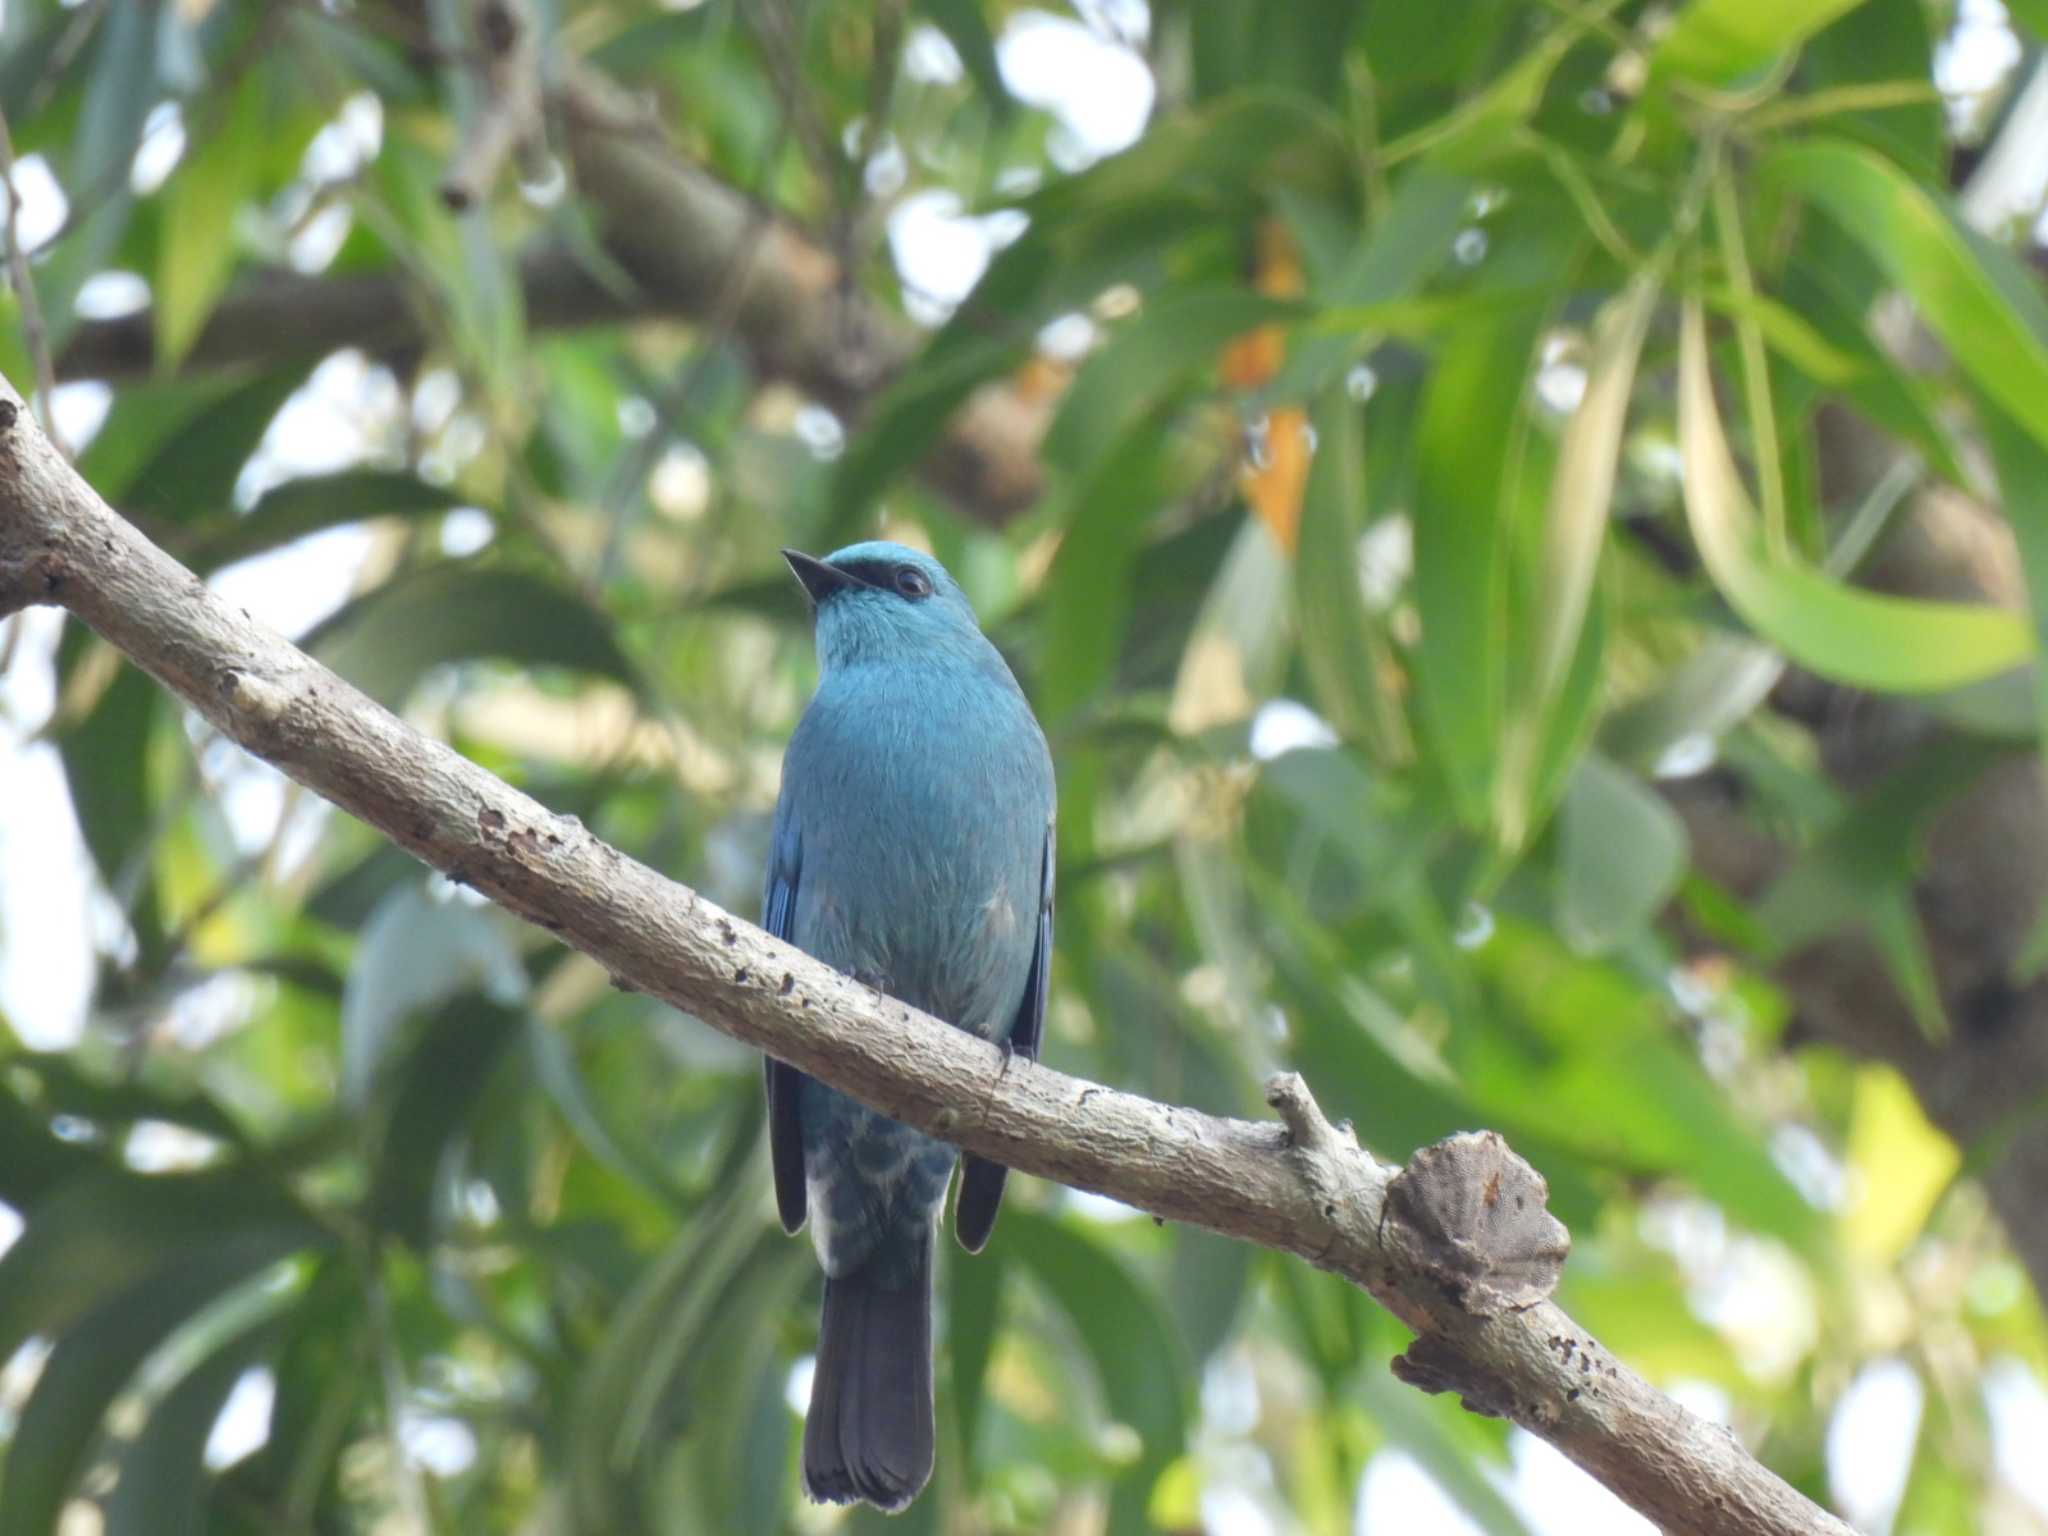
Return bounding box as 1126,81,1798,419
1765,138,2048,455
1296,393,1410,760
1501,270,1658,843
122,366,313,525
1413,308,1544,821
1,1261,283,1536
367,997,525,1245
1354,1370,1540,1536
195,470,463,573
0,1169,319,1366
1042,418,1175,722
1556,753,1689,953
913,0,1008,108
340,883,528,1108
1978,406,2048,760
1529,273,1655,695
1654,0,1868,83
158,68,266,370
1677,302,2032,690
1466,920,1820,1248
948,1241,1006,1486
1043,288,1296,475
104,1321,280,1536
71,0,154,196
55,656,164,964
304,565,640,703
1000,1209,1187,1536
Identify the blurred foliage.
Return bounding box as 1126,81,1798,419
3,0,2048,1532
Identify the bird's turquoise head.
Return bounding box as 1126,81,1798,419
782,541,987,672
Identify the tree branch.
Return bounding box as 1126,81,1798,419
52,82,1050,526
0,372,1851,1536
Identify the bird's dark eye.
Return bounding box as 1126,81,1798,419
894,565,933,600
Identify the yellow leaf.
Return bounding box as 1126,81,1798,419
1842,1064,1959,1262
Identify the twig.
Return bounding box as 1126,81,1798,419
439,0,547,211
0,373,1859,1536
0,105,64,457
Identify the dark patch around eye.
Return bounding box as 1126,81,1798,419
831,560,893,589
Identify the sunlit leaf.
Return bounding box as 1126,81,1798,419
1413,306,1543,821
1842,1065,1960,1260
1653,0,1867,84
157,67,265,370
1677,300,2032,690
1502,269,1658,844
1765,138,2048,455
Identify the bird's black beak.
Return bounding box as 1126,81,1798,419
782,549,868,607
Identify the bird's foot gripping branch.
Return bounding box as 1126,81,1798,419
0,375,1853,1536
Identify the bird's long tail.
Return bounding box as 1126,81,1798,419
802,1233,935,1511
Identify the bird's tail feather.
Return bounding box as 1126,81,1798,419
802,1236,934,1512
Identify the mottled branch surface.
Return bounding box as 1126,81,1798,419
0,376,1851,1536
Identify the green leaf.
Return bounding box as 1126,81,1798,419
1041,421,1175,722
1042,288,1296,475
55,655,163,963
999,1209,1187,1536
304,564,641,703
1801,0,1941,178
1466,920,1821,1248
195,472,465,573
366,996,525,1246
1653,0,1868,84
157,67,265,370
1295,393,1410,760
1,1260,282,1536
120,365,313,526
1018,92,1346,227
104,1320,279,1536
1501,269,1658,845
526,1019,690,1211
948,1242,1006,1487
1555,753,1689,953
71,0,155,197
1677,300,2032,691
1412,306,1544,822
914,0,1009,109
1702,286,1863,387
340,882,528,1108
0,1168,319,1368
1764,137,2048,457
1980,406,2048,772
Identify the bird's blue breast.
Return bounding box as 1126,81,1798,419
779,654,1052,1278
783,661,1049,1031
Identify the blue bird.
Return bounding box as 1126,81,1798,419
763,541,1055,1511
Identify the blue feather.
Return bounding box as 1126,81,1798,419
761,542,1054,1511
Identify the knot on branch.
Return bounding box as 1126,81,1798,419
0,549,71,620
1389,1334,1519,1419
1383,1131,1569,1316
220,668,293,725
1264,1072,1383,1254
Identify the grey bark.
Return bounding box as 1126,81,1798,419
0,371,1852,1536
